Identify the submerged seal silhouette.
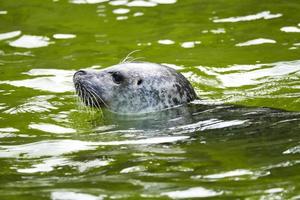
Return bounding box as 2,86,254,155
73,62,197,114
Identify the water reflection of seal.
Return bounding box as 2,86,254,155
73,62,197,114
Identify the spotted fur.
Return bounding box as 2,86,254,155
73,62,197,114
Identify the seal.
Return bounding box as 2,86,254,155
73,62,197,114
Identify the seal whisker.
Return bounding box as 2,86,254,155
82,87,91,113
89,91,100,108
88,94,95,115
86,88,106,117
126,57,144,63
74,84,79,104
87,88,104,116
76,84,85,111
81,87,88,112
89,91,103,117
78,84,102,115
76,82,92,111
86,86,110,109
90,91,103,110
120,50,140,64
85,89,94,114
79,85,86,111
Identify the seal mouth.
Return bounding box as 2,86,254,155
74,79,106,109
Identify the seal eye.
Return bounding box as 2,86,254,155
111,72,123,84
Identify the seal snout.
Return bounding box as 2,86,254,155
73,70,88,83
74,70,87,78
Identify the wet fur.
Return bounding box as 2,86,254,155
73,62,197,114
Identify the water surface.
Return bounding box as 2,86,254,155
1,0,300,199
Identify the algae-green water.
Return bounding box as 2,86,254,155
1,0,300,199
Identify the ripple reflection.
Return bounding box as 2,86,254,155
213,11,282,23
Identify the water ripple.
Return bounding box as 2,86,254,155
169,119,248,134
236,38,276,47
51,191,105,200
0,69,74,93
161,187,223,199
213,11,282,23
29,123,76,134
53,34,76,39
0,137,188,158
0,10,8,15
185,60,300,108
4,95,57,114
0,30,21,41
9,35,52,48
17,157,112,173
281,26,300,33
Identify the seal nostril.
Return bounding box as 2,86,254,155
74,70,87,77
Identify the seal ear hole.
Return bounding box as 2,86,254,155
137,79,143,85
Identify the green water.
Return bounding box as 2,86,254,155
1,0,300,199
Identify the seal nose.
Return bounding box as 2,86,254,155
74,70,87,78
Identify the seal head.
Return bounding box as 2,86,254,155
73,62,197,114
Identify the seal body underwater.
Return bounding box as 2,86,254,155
73,62,197,114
